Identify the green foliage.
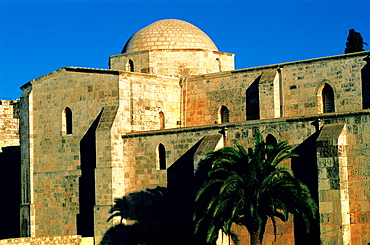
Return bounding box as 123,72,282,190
345,28,368,54
193,133,318,245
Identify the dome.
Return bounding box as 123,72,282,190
122,19,218,53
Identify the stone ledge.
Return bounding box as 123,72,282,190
122,110,370,139
0,235,82,245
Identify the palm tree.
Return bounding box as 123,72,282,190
193,133,317,245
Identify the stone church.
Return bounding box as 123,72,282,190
0,19,369,244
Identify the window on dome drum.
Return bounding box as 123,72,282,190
214,58,221,72
159,111,165,129
157,143,166,170
322,84,335,113
220,106,230,123
126,59,134,72
62,107,73,135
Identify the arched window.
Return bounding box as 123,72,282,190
322,84,335,113
157,143,166,170
220,106,230,123
159,111,165,129
126,59,134,72
62,107,73,135
265,134,277,149
214,58,221,72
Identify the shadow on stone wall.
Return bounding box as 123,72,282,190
246,75,261,120
99,186,197,245
99,139,208,245
361,56,370,109
0,146,21,239
77,110,103,237
292,132,320,245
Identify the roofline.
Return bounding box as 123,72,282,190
20,67,120,90
187,50,370,79
232,50,370,73
111,48,234,58
20,66,179,91
64,67,120,75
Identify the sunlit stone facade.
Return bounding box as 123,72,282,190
13,19,370,244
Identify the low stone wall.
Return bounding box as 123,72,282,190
0,235,82,244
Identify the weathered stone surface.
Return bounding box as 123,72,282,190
0,18,367,245
0,100,19,151
0,235,83,244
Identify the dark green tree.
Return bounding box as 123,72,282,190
193,134,317,245
345,28,368,54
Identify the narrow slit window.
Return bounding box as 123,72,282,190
126,59,134,72
214,58,221,72
157,143,166,170
159,111,165,129
220,106,230,123
62,107,73,135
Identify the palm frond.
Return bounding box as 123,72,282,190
193,132,318,244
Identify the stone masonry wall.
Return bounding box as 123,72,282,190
183,51,370,127
119,117,319,245
323,113,370,244
110,49,234,77
109,50,150,73
21,68,121,237
119,111,370,244
118,72,181,132
92,72,181,242
316,124,350,245
0,100,19,151
121,128,215,194
281,53,367,117
21,67,184,242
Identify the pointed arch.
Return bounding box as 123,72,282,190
62,107,73,135
157,143,166,170
319,83,335,113
220,106,230,124
159,111,165,129
126,59,134,72
265,134,277,149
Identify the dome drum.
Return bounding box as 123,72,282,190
110,19,234,77
109,49,234,77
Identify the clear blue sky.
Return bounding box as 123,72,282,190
1,0,369,100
